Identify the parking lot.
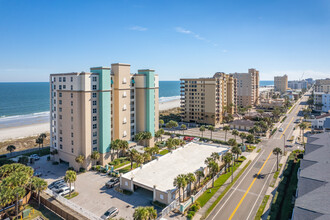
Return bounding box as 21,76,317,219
30,155,68,184
70,171,159,219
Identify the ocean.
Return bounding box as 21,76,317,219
0,80,273,128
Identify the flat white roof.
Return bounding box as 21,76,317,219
122,142,229,192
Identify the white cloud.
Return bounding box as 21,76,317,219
129,26,148,31
175,27,207,41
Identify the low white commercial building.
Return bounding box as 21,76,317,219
120,142,229,205
311,113,330,130
314,92,330,112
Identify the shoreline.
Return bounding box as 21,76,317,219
0,87,273,142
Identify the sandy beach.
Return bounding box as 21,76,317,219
159,99,180,111
0,123,50,142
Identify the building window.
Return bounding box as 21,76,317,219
63,77,66,82
123,104,127,111
59,100,62,105
60,144,62,149
71,101,73,106
123,117,127,124
93,131,97,137
160,194,164,200
54,92,56,97
59,107,62,112
63,85,66,89
71,93,73,98
71,109,73,114
59,85,62,90
71,132,73,137
92,85,97,90
59,130,62,134
71,140,74,145
71,85,73,90
59,115,62,119
93,147,97,151
93,93,97,98
93,116,97,121
60,137,62,142
122,77,127,84
93,124,97,129
93,108,97,114
93,101,97,106
92,76,97,82
59,77,62,82
93,140,97,144
71,148,74,153
123,130,127,137
71,77,73,82
123,91,127,98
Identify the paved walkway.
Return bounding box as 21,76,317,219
193,150,259,220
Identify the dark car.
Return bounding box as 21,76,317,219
105,178,119,188
101,207,119,219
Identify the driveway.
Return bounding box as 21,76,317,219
71,171,161,219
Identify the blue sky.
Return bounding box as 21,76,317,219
0,0,329,82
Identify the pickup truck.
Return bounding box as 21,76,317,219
105,178,120,188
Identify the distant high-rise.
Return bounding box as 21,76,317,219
288,80,308,90
274,75,288,93
314,79,330,93
180,72,236,126
49,63,159,170
231,68,259,107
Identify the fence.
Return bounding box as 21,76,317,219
45,189,101,220
159,198,180,219
2,147,50,158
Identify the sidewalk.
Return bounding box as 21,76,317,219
262,154,289,219
193,150,259,220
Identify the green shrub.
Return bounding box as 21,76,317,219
95,165,101,171
187,214,193,219
52,161,59,165
240,156,246,160
79,167,86,173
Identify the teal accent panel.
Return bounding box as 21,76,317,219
91,67,111,154
139,70,155,136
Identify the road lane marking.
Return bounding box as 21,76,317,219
280,117,294,139
210,150,266,220
245,158,277,220
228,151,273,220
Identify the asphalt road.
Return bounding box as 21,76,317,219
206,92,309,220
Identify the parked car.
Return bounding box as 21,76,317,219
105,178,120,188
101,207,119,219
30,154,40,160
54,185,74,194
33,171,42,177
57,186,74,196
294,119,301,123
52,183,67,191
279,128,283,132
193,137,200,141
49,179,65,189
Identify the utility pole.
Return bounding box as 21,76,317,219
283,133,286,155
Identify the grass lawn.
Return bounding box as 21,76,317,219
254,195,270,220
23,202,62,220
118,163,138,173
257,148,261,153
197,161,243,208
159,149,169,155
270,164,283,187
64,191,79,199
114,161,130,170
203,161,251,218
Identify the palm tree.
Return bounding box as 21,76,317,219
232,129,239,141
13,186,26,216
166,138,174,152
91,151,100,166
273,147,282,171
159,119,164,128
120,140,129,156
181,124,187,135
208,161,219,187
199,125,206,138
135,153,144,167
223,126,230,142
231,146,242,161
134,132,144,145
222,152,233,173
31,176,47,207
211,152,220,163
35,137,43,156
228,138,237,148
159,128,165,141
39,133,47,149
64,170,77,197
143,152,151,163
208,126,215,139
186,173,196,196
299,122,307,146
75,155,85,169
173,174,187,202
246,134,255,143
166,120,178,133
155,130,161,142
195,170,204,188
133,206,157,220
128,149,138,169
111,139,121,158
143,132,152,146
6,145,16,157
239,133,246,146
